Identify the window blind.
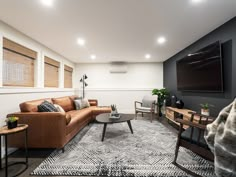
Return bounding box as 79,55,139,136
64,65,73,88
44,56,60,87
3,38,36,87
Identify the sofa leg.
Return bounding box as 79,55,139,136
61,147,65,153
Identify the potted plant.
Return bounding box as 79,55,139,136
5,116,19,129
200,103,213,116
152,88,169,117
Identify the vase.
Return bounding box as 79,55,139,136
176,100,184,109
7,121,17,129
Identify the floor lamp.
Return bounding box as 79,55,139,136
80,74,88,98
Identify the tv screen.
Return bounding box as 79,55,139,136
176,41,223,92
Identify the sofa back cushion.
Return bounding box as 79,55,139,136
52,96,75,112
20,98,53,112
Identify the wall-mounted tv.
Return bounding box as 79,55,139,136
176,41,223,92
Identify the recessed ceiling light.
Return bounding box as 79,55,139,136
157,37,166,44
41,0,54,7
145,54,151,59
191,0,204,3
90,55,96,60
77,38,86,46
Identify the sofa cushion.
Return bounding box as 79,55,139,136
65,114,72,125
66,108,93,135
38,100,58,112
52,96,75,112
89,99,97,106
142,95,156,107
20,98,53,112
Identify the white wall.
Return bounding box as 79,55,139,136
0,21,76,157
75,63,163,113
0,20,76,123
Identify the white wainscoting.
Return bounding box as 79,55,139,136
75,88,155,113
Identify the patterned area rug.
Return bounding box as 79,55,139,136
32,119,216,177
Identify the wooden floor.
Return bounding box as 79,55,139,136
0,115,178,177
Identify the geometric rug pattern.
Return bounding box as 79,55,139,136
32,119,216,177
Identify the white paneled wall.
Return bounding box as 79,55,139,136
0,21,75,126
75,63,163,113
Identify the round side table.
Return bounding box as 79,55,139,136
0,124,28,177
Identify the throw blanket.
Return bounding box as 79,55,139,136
204,99,236,177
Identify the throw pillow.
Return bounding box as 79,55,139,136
74,99,82,110
54,104,65,113
81,98,90,108
38,100,58,112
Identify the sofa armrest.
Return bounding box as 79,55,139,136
7,112,67,148
89,99,98,106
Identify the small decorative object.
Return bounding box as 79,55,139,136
176,99,184,109
110,104,120,119
200,103,213,116
152,88,170,117
5,116,19,129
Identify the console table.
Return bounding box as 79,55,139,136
0,124,28,177
165,107,213,129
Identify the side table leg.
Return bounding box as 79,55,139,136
127,120,133,134
101,123,107,141
5,135,8,177
25,129,28,165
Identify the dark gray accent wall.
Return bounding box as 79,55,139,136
164,17,236,117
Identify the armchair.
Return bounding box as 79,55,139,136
173,112,214,177
134,95,157,122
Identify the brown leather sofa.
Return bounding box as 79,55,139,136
7,95,111,150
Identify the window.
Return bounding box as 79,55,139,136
44,56,60,87
3,38,37,87
64,65,73,88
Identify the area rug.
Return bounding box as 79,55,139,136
31,119,216,177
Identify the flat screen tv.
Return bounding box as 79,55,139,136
176,41,223,92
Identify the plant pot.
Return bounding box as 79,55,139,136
201,109,210,116
111,110,118,115
158,105,163,117
7,121,18,129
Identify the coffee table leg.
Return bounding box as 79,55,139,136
127,120,133,134
102,123,107,141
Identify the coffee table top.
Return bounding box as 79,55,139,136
96,113,133,123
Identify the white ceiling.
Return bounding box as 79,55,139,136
0,0,235,63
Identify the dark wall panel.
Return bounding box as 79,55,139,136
164,17,236,116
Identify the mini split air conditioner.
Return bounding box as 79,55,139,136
109,62,127,73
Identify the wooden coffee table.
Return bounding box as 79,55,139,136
96,113,133,141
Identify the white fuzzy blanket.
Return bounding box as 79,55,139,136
204,99,236,177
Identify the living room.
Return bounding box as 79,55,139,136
0,0,236,177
